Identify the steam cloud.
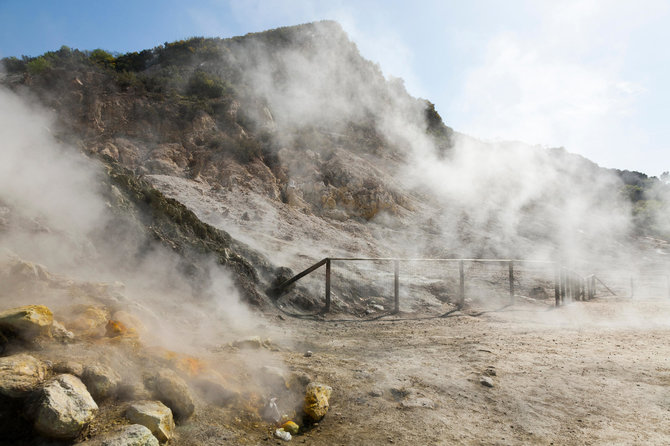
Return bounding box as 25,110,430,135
0,86,259,351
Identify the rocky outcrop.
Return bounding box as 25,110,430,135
125,400,175,442
34,374,98,439
75,424,159,446
144,369,195,421
0,353,48,397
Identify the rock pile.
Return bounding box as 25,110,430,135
0,298,329,443
0,303,189,444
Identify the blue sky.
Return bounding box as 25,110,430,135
1,0,668,176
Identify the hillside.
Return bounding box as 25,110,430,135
1,21,670,445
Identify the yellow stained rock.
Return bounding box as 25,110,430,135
0,305,53,339
281,421,299,435
303,383,332,422
67,305,109,336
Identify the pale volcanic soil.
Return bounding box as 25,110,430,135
266,298,670,445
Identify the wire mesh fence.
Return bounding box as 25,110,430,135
279,258,564,316
276,256,670,318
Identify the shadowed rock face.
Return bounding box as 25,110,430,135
34,374,98,439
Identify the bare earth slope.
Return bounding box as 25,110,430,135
272,298,670,445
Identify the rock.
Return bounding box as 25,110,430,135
67,306,109,336
0,353,48,397
281,420,299,435
51,320,75,342
118,382,153,401
274,428,291,441
75,424,159,446
82,364,121,401
304,351,313,357
34,374,98,439
303,383,332,422
0,305,53,339
480,376,494,388
54,360,84,377
126,400,175,442
232,336,263,349
368,389,383,398
145,369,195,421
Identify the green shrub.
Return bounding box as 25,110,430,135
89,49,115,68
2,56,26,73
26,56,52,74
186,71,229,98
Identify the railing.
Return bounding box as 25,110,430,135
275,257,613,314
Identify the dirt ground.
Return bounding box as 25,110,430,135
256,297,670,445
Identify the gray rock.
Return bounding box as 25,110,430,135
145,369,194,421
75,424,159,446
231,336,263,349
125,400,175,442
82,364,121,401
51,320,75,343
34,374,98,439
0,353,48,397
480,376,494,388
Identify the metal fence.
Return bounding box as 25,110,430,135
277,257,617,314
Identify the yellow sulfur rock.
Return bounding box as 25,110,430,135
0,305,53,339
281,421,299,435
303,383,332,422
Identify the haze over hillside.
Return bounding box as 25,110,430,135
1,20,670,446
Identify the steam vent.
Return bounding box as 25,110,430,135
1,17,670,445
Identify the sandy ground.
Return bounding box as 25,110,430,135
259,297,670,445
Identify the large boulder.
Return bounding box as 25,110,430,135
0,353,48,397
34,374,98,439
144,369,194,421
125,400,175,442
0,305,53,339
303,383,332,422
82,364,121,401
75,424,159,446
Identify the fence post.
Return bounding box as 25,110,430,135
393,260,400,314
560,268,566,304
459,260,465,308
554,264,560,307
591,275,596,300
324,258,331,313
508,261,515,304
